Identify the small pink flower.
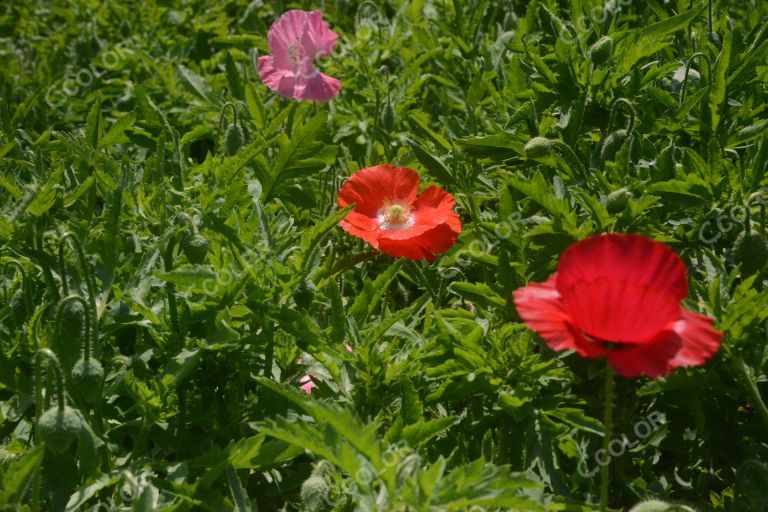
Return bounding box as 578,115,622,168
299,374,317,394
258,10,341,102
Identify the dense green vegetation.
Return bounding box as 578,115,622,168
1,0,768,510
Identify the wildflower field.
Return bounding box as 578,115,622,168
2,0,768,510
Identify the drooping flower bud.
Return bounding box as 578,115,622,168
589,36,613,65
524,137,553,159
301,475,331,512
605,188,632,214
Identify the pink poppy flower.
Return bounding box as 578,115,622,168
299,374,317,394
258,10,341,102
298,344,353,394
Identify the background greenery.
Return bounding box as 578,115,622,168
1,0,768,510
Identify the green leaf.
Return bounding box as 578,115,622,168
402,416,458,446
448,282,507,310
263,112,329,199
0,445,44,506
408,140,455,186
229,435,303,470
294,205,353,278
177,65,213,103
85,92,102,148
99,112,136,148
710,24,732,133
349,260,403,325
543,407,605,436
400,378,424,425
635,4,706,40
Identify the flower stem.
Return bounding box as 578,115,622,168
600,365,614,511
732,354,768,430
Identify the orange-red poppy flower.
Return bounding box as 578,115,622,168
513,234,722,378
337,165,461,262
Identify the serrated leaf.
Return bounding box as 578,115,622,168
85,92,102,148
177,65,213,103
0,445,44,505
349,260,403,325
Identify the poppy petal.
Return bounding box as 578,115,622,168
513,276,609,358
339,211,381,247
337,165,420,216
668,309,722,368
378,186,459,241
378,221,460,261
556,234,688,343
302,10,338,58
267,10,308,69
294,71,342,102
258,56,298,98
607,331,681,378
607,309,721,378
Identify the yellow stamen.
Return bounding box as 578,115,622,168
388,204,407,224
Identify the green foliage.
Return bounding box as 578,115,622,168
1,0,767,510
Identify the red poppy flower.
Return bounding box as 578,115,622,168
513,234,722,378
337,165,461,261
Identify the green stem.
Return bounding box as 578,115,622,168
732,354,768,430
162,244,181,344
599,365,614,511
60,234,99,356
679,52,712,107
3,261,32,330
217,102,238,152
608,98,635,134
551,140,587,177
32,348,68,510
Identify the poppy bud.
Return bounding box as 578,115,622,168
293,278,316,311
589,36,613,65
600,129,628,162
524,137,553,159
37,406,83,454
301,475,330,512
733,231,768,275
55,301,85,371
181,234,209,264
381,102,396,131
71,358,104,405
605,188,631,214
224,123,245,156
629,500,695,512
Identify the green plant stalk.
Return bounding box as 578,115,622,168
163,244,181,344
3,261,31,331
608,98,635,134
60,234,99,356
599,364,614,511
33,349,66,512
679,52,712,107
551,140,587,177
732,354,768,430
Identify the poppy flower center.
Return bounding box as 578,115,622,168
287,41,300,62
378,203,414,231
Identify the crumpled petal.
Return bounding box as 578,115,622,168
556,234,688,343
513,275,609,358
299,374,317,394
